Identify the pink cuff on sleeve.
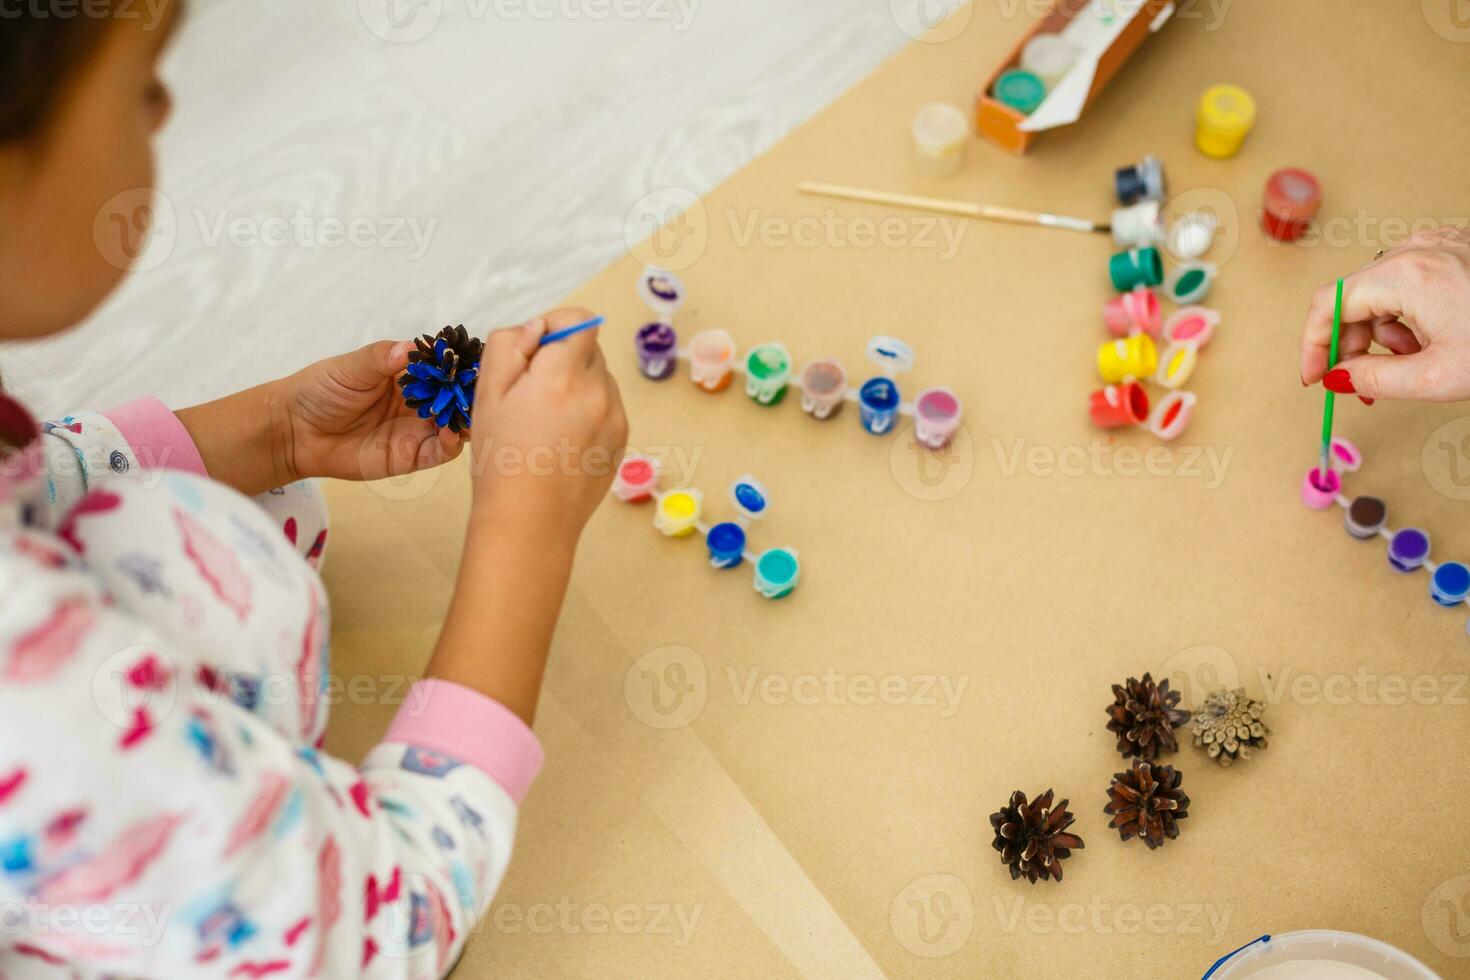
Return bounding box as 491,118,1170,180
103,397,208,477
384,679,545,805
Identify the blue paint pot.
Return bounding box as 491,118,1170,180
858,378,902,436
1431,561,1470,606
706,522,747,569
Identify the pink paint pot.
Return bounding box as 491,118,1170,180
1329,436,1362,473
1089,382,1150,429
914,387,963,449
613,456,658,503
1301,466,1341,510
799,359,848,420
1162,306,1220,349
1103,287,1161,338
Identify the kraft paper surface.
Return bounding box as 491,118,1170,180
323,2,1470,975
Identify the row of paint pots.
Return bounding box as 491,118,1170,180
1088,306,1220,440
613,462,800,599
1301,439,1470,613
634,324,963,450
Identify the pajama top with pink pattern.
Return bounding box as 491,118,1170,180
0,393,543,979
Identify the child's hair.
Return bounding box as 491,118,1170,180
0,7,117,143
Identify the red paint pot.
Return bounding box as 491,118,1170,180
1089,382,1150,429
1262,168,1321,243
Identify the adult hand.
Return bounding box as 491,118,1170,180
1300,226,1470,403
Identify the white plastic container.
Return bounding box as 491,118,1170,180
1207,931,1438,979
911,102,969,179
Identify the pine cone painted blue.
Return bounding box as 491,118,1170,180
398,325,482,433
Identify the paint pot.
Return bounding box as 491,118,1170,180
730,476,768,521
1021,33,1078,88
744,343,792,405
654,489,702,538
911,102,969,179
1195,84,1256,159
1432,561,1470,606
638,268,685,318
858,377,902,436
994,69,1046,115
1109,247,1164,291
1111,200,1162,249
1113,155,1165,206
706,522,747,570
1103,287,1161,338
753,547,800,599
1262,168,1322,243
1166,210,1218,260
1146,390,1196,441
1388,527,1431,572
866,336,916,374
799,359,848,420
613,456,658,503
635,322,678,380
1089,382,1150,430
1162,307,1220,349
1164,262,1216,305
914,387,963,450
688,329,736,392
1329,436,1362,473
1097,333,1158,384
1154,342,1199,391
1344,496,1387,539
1300,467,1341,511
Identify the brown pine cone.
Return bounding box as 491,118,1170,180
1191,688,1269,767
1104,761,1189,849
1105,672,1190,761
398,324,483,433
988,789,1085,884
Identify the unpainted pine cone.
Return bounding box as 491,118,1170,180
1105,672,1191,761
988,788,1085,884
1191,687,1269,767
1104,760,1189,849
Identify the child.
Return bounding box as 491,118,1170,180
0,3,627,976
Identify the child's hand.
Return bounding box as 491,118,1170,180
281,340,466,480
1300,226,1470,402
466,308,628,542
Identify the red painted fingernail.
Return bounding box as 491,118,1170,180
1359,396,1375,406
1323,369,1356,394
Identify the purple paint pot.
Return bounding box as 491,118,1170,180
635,322,678,380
